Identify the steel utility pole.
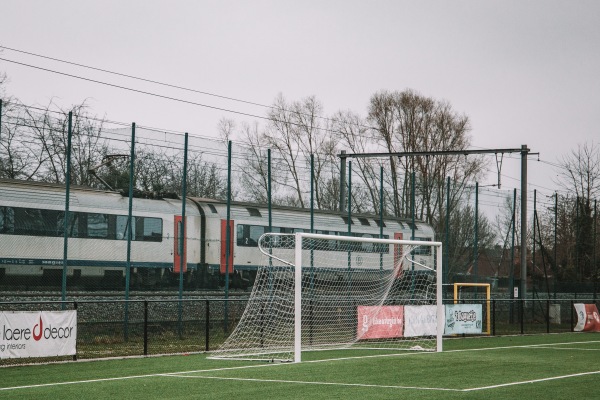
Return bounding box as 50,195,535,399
338,145,533,299
520,144,528,301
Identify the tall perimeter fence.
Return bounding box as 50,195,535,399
0,101,599,365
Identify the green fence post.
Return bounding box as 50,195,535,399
178,133,188,339
144,300,148,356
225,141,232,333
474,182,479,284
205,300,210,352
62,112,73,306
492,299,496,336
124,122,136,341
73,301,78,361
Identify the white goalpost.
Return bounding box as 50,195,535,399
210,232,443,363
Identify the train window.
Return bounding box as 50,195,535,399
359,233,375,252
374,219,386,228
236,224,244,245
11,207,63,237
246,207,262,217
116,215,135,240
0,207,15,234
23,209,45,236
56,212,77,237
57,212,87,237
87,213,109,238
413,237,432,255
358,217,370,226
139,217,162,242
207,204,218,213
316,230,339,250
236,224,264,247
175,220,182,256
263,227,292,248
248,225,264,245
341,216,354,225
0,206,162,243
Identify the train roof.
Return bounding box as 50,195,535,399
188,197,433,233
0,178,187,215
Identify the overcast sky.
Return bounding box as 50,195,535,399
1,0,599,201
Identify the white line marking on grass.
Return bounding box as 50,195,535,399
526,346,600,351
463,370,600,392
3,338,599,393
0,374,160,392
0,363,283,392
160,374,463,392
443,340,600,354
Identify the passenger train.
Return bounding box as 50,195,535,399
0,178,435,290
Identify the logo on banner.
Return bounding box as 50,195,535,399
357,306,404,339
404,305,437,337
2,316,74,342
0,311,77,359
444,304,483,335
574,304,600,332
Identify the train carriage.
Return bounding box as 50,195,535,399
0,179,435,291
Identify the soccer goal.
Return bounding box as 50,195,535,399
210,232,443,363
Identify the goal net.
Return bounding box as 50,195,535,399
210,232,443,362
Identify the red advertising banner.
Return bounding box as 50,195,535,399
357,306,404,339
574,303,600,332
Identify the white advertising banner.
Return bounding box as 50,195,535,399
0,311,77,359
445,304,483,335
404,305,437,337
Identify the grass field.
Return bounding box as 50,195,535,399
1,333,599,399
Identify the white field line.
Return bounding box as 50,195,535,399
462,370,600,392
0,363,283,392
2,339,600,393
525,346,600,351
160,374,462,392
442,340,600,354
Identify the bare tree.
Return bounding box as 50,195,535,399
332,110,384,213
367,89,486,227
0,99,36,179
446,202,497,281
259,94,337,208
555,142,600,281
14,101,108,185
556,142,600,202
367,92,402,215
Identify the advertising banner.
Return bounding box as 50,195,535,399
404,305,437,337
574,303,600,332
444,304,483,335
357,306,403,339
0,311,77,359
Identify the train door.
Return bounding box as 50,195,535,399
394,232,403,278
220,219,234,274
174,216,187,273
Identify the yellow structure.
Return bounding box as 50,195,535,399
453,283,491,335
